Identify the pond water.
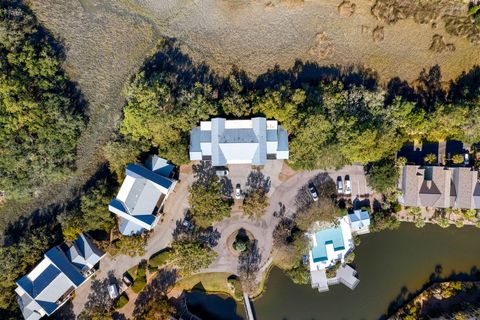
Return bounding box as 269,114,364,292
187,223,480,320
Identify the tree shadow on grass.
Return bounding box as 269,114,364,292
2,164,112,246
133,268,178,317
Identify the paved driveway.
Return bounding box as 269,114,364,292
72,163,371,313
204,164,370,280
71,166,195,316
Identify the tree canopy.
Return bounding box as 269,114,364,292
0,1,84,198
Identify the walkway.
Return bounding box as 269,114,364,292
243,292,255,320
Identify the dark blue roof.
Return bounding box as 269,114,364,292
126,164,173,190
45,247,84,287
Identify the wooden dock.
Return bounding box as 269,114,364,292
243,292,255,320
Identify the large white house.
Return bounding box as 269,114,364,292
109,155,177,236
189,117,289,167
15,234,104,320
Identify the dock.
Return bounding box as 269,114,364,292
243,292,255,320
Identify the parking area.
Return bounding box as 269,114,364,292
327,166,372,199
224,160,283,197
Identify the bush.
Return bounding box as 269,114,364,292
344,251,355,264
148,249,172,269
391,201,402,213
455,219,464,228
415,218,426,228
131,277,147,294
437,218,450,228
114,294,129,309
227,276,243,300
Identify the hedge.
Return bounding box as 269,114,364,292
114,294,129,309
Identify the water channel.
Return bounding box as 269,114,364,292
187,223,480,319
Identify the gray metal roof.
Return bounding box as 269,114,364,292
190,118,288,166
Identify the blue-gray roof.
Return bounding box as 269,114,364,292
126,164,173,190
45,247,85,287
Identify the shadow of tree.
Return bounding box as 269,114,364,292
219,176,233,197
238,240,262,294
133,268,178,317
2,164,112,246
172,213,221,248
295,173,336,210
246,170,271,193
79,271,117,318
192,161,216,187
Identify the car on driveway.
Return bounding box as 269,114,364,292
344,175,351,195
337,176,343,194
215,168,229,176
108,284,119,300
308,184,318,201
235,184,242,199
464,153,470,166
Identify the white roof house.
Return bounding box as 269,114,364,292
15,234,104,320
109,156,177,236
189,118,289,166
308,216,354,273
308,211,370,292
348,209,371,234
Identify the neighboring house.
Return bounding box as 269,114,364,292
109,155,177,236
308,212,370,292
15,234,105,320
399,165,480,209
348,209,371,234
189,117,289,166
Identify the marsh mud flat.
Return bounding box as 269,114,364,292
136,0,480,82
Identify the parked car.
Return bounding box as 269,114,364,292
182,219,194,231
337,176,343,194
235,184,241,199
108,284,119,300
464,153,470,166
344,175,351,195
122,274,133,287
215,168,229,176
308,184,319,201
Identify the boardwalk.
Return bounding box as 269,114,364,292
243,292,255,320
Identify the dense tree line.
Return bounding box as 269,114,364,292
0,0,85,198
114,42,480,174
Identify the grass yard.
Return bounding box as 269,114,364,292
171,272,242,301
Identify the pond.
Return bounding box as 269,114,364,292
187,223,480,319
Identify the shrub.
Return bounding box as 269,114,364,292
437,218,450,228
451,154,464,164
114,294,129,309
227,276,243,300
131,277,147,294
148,250,172,269
391,201,402,213
415,218,426,228
455,219,464,228
344,251,355,264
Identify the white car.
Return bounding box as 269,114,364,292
344,175,351,195
108,284,119,300
337,177,343,194
308,185,319,201
464,153,469,166
235,184,241,199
